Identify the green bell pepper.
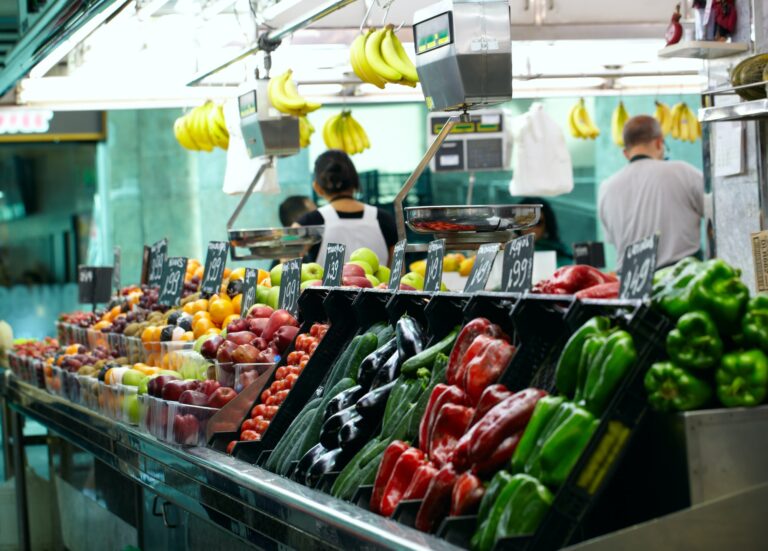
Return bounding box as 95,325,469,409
471,474,553,551
573,334,607,404
666,310,723,371
581,330,637,416
651,257,705,319
474,470,514,534
555,316,612,398
510,395,565,474
743,295,768,353
715,349,768,408
644,362,712,412
689,259,749,333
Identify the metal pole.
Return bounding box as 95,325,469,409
11,411,30,551
226,158,274,230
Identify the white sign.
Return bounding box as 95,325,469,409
713,121,744,177
0,110,53,134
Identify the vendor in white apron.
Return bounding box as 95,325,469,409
298,150,396,267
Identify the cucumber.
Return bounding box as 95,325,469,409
376,325,396,345
406,354,449,443
272,406,318,474
382,379,425,440
400,326,459,376
331,437,389,499
336,447,387,501
343,333,379,381
296,378,356,461
324,335,363,391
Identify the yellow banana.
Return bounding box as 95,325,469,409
572,99,599,139
277,70,307,112
654,101,673,136
323,114,344,150
351,31,387,89
611,101,629,147
347,115,370,150
567,103,582,138
381,26,419,83
267,73,292,114
365,28,402,83
174,117,199,150
338,114,354,154
191,105,214,151
347,114,366,154
207,103,229,149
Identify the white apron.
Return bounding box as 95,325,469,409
316,204,389,267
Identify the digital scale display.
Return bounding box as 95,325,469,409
414,12,453,55
431,114,503,136
238,91,257,119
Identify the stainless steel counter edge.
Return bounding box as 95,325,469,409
0,370,460,551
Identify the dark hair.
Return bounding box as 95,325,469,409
623,115,662,149
516,197,560,243
314,150,359,195
279,195,315,226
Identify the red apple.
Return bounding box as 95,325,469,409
262,310,299,341
162,379,201,402
201,335,224,360
376,282,388,289
247,317,269,336
343,263,366,278
399,283,417,291
226,331,258,346
216,340,238,364
273,326,300,353
232,343,261,364
147,374,180,398
247,306,274,319
172,414,201,445
200,379,221,397
226,318,249,334
343,276,373,288
251,336,268,351
178,389,209,406
207,387,237,408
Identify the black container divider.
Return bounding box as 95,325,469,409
352,289,394,331
257,450,271,465
462,292,520,337
436,515,477,548
352,484,374,511
392,499,422,528
385,291,432,327
286,460,299,480
496,298,671,551
423,292,469,342
317,471,340,493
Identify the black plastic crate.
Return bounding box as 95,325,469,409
424,293,470,342
352,484,374,511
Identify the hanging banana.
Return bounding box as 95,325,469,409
611,101,629,147
322,111,371,155
351,25,419,88
567,98,600,139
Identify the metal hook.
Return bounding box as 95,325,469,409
359,0,376,34
379,0,395,25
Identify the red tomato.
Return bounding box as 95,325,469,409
260,389,271,403
240,430,260,441
300,357,309,369
255,418,270,432
273,389,290,404
309,341,318,355
226,441,237,454
275,366,288,380
265,394,279,406
269,380,282,393
251,404,267,418
288,365,301,376
287,351,303,364
264,405,279,419
285,373,298,387
241,419,257,431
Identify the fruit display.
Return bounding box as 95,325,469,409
567,99,600,140
646,257,768,411
350,26,419,89
610,101,629,147
667,102,701,143
174,101,229,152
323,111,371,155
729,53,768,101
267,69,322,117
532,264,618,298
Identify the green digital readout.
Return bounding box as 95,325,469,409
415,12,453,54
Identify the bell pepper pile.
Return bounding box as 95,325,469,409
370,318,530,534
647,257,768,411
533,265,618,298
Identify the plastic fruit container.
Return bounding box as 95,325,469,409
117,384,140,424
43,362,55,393
125,336,143,364
62,370,82,404
87,329,109,351
142,341,194,369
171,350,210,380
78,375,99,410
215,362,273,393
166,402,220,446
139,395,170,439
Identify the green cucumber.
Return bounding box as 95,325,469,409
331,438,390,499
400,326,460,376
406,354,449,442
343,333,378,381
266,400,317,471
382,379,425,440
296,377,356,461
271,405,318,474
337,447,387,501
324,335,363,390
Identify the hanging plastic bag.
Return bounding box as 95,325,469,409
508,103,574,197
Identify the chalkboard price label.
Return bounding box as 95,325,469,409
148,238,168,287
241,268,258,317
79,266,114,305
464,243,499,293
424,239,446,293
158,257,188,306
201,241,229,294
78,266,95,303
113,246,121,292
388,240,407,290
279,259,302,317
502,234,535,293
323,243,346,287
619,235,658,300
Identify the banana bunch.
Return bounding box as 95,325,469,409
268,69,322,116
611,101,630,147
567,98,600,139
323,111,370,155
653,101,674,136
299,116,315,148
350,25,419,89
669,102,701,143
173,101,229,152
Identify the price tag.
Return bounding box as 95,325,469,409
113,246,121,292
241,268,258,317
619,235,658,300
464,243,499,293
158,257,188,306
323,243,346,287
79,266,114,304
424,239,446,293
502,234,535,293
201,241,229,294
78,266,95,303
388,240,407,290
278,259,302,317
140,245,150,286
148,238,168,288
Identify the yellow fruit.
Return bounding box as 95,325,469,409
409,259,427,277
459,257,475,277
209,299,234,326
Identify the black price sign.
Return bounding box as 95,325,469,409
113,246,121,292
78,266,94,303
424,239,446,293
573,241,606,268
148,238,168,287
201,241,229,294
79,266,114,304
158,257,188,307
464,243,499,293
502,234,535,293
619,235,658,300
241,268,258,317
323,243,346,287
279,259,302,317
388,240,407,290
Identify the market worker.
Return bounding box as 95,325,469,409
280,195,317,227
298,150,397,266
599,115,704,270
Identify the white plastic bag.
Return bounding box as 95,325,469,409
509,103,574,197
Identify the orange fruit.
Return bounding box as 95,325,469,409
231,294,242,314
193,298,209,313
223,268,232,279
151,326,163,342
193,311,211,324
181,331,195,341
209,299,234,325
229,268,246,281
257,269,271,285
141,327,154,343
183,302,196,314
193,318,215,338
193,265,204,280
205,328,221,336
222,314,240,329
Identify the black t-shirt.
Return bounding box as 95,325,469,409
298,207,398,262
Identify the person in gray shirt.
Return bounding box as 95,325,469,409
599,115,704,270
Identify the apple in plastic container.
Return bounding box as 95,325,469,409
301,262,324,282
147,374,180,398
350,247,380,273
232,343,261,364
247,305,274,319
178,389,210,407
247,317,269,337
342,263,366,279
272,326,300,354
262,310,299,341
343,275,373,288
226,318,249,334
200,379,221,397
207,387,237,408
216,340,238,364
172,413,201,446
162,379,201,402
201,335,224,360
226,331,258,346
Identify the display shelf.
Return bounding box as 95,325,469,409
0,370,458,551
658,41,748,59
699,99,768,122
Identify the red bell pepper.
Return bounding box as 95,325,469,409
452,388,546,471
402,462,438,501
533,265,615,295
471,384,513,426
574,281,620,299
472,433,521,478
371,440,410,514
450,471,485,516
429,403,475,468
462,338,516,405
415,464,458,533
380,447,426,517
446,319,502,385
419,384,468,454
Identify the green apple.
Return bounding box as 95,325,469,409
401,271,425,290
301,279,323,290
193,334,209,354
266,286,281,310
256,286,270,305
124,394,140,424
121,369,145,387
270,263,283,286
440,281,449,292
350,260,374,275
301,262,324,282
375,266,391,284
138,374,156,395
365,274,380,287
159,370,181,377
350,247,380,273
